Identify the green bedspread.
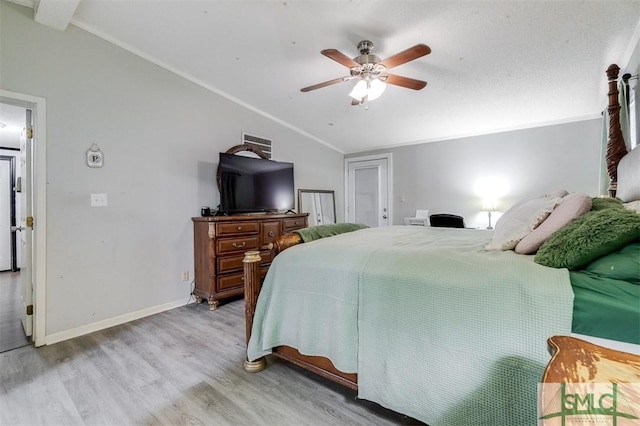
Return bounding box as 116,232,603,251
247,226,574,426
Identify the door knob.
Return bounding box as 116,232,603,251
11,226,25,232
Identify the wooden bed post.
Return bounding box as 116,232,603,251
606,64,628,198
243,250,266,372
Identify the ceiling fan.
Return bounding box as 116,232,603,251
301,40,431,106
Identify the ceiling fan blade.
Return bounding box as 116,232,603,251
379,44,431,70
321,49,360,68
384,74,427,90
300,76,351,92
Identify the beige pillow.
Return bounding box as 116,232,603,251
486,195,562,251
515,193,592,254
624,200,640,215
547,189,569,198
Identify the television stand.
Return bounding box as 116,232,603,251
191,213,308,310
285,209,296,214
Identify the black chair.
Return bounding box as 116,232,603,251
429,214,465,228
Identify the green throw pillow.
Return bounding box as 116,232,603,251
590,197,624,211
535,208,640,270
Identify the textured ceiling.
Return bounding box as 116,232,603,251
6,1,640,153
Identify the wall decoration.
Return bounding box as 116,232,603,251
86,143,103,168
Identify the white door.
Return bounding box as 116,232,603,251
0,158,12,271
345,155,391,227
19,110,33,337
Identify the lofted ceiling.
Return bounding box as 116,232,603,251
5,0,640,153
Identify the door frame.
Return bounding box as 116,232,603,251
344,153,393,225
1,90,47,347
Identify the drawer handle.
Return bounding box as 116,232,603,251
294,221,299,225
237,226,242,230
232,241,246,248
268,231,275,237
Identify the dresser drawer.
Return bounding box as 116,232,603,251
217,255,245,274
261,221,281,246
217,249,273,274
260,248,273,264
217,221,259,236
217,268,268,291
283,217,307,231
216,236,259,254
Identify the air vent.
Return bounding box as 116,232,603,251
242,133,272,159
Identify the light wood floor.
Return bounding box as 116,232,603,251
0,271,30,353
0,298,421,425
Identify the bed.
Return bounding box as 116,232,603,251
241,64,640,426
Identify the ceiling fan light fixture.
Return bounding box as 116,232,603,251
349,79,368,100
367,78,386,101
348,78,386,102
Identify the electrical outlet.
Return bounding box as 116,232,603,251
182,271,189,282
90,193,108,207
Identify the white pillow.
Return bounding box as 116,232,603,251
616,146,640,202
486,196,562,251
624,200,640,214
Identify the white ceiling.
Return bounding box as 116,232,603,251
5,1,640,153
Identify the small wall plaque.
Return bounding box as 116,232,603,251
86,143,103,168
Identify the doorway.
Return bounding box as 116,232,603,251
0,90,47,349
0,105,28,352
0,153,18,271
344,153,393,227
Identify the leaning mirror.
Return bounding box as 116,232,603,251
298,189,336,226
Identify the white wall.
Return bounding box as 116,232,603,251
349,119,602,229
0,2,343,338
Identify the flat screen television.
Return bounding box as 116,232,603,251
218,152,295,213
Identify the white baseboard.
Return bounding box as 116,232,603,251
44,298,190,345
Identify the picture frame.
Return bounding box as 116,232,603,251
298,189,336,225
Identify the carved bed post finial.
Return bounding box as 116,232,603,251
606,64,628,198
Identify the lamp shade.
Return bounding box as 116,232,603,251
349,80,368,100
482,199,497,211
367,79,386,100
349,78,386,101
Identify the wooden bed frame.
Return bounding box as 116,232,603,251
241,64,630,390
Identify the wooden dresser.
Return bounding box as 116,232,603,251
192,213,308,310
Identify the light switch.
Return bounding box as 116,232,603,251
90,193,108,207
